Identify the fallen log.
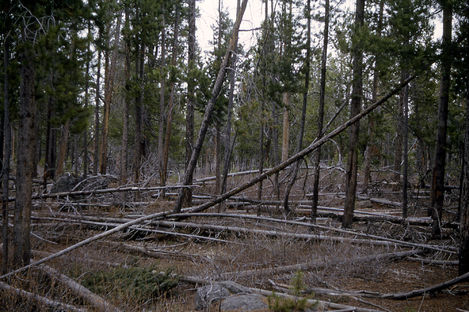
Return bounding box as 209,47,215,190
219,249,421,279
0,281,85,312
379,270,469,300
7,185,198,202
39,264,121,312
0,76,415,280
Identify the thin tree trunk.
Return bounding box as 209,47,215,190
2,33,11,274
94,49,101,175
281,94,289,163
83,21,91,178
460,86,469,275
174,0,249,212
402,70,409,219
158,17,167,186
220,0,240,198
363,0,384,191
14,47,36,267
45,72,56,181
343,0,365,228
184,0,196,207
283,0,311,213
311,0,329,222
121,9,130,184
431,2,452,236
100,16,122,175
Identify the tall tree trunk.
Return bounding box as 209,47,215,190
220,0,240,198
311,0,329,222
55,119,70,177
2,32,11,274
83,21,91,178
13,47,36,267
431,2,452,237
121,9,131,184
183,0,196,207
45,72,56,181
158,18,167,186
363,0,384,191
282,0,312,213
459,86,469,275
100,16,122,175
161,7,180,191
94,49,101,175
402,70,409,219
343,0,365,228
281,94,290,163
393,99,403,182
174,0,248,212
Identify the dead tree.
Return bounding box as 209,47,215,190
174,0,249,212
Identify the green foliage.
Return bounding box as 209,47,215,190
81,265,179,304
267,271,317,312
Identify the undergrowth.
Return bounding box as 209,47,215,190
78,264,179,305
268,271,317,312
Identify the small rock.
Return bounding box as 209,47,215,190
195,283,231,310
220,294,268,311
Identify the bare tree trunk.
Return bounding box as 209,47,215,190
363,0,383,191
100,16,122,175
55,119,70,177
134,37,145,182
14,47,36,267
158,17,167,186
311,0,329,222
281,93,290,163
343,0,365,228
83,21,91,178
460,87,469,275
2,33,11,274
431,3,452,236
184,0,196,207
402,70,409,219
174,0,249,212
94,49,101,175
45,73,57,181
283,0,311,213
120,10,130,184
220,0,240,198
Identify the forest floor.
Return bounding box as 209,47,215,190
1,168,468,311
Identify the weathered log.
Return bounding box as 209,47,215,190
0,281,85,312
379,270,469,299
220,249,421,279
39,264,121,312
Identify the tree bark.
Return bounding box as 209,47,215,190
100,16,122,175
363,0,384,191
94,49,101,175
174,0,249,212
402,70,409,219
282,0,311,213
158,17,167,186
311,0,329,222
281,93,290,163
431,2,452,236
55,119,70,177
14,47,36,267
120,8,130,184
184,0,196,207
2,31,11,274
83,21,91,178
459,88,469,275
343,0,365,228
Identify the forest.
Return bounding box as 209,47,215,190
0,0,469,311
